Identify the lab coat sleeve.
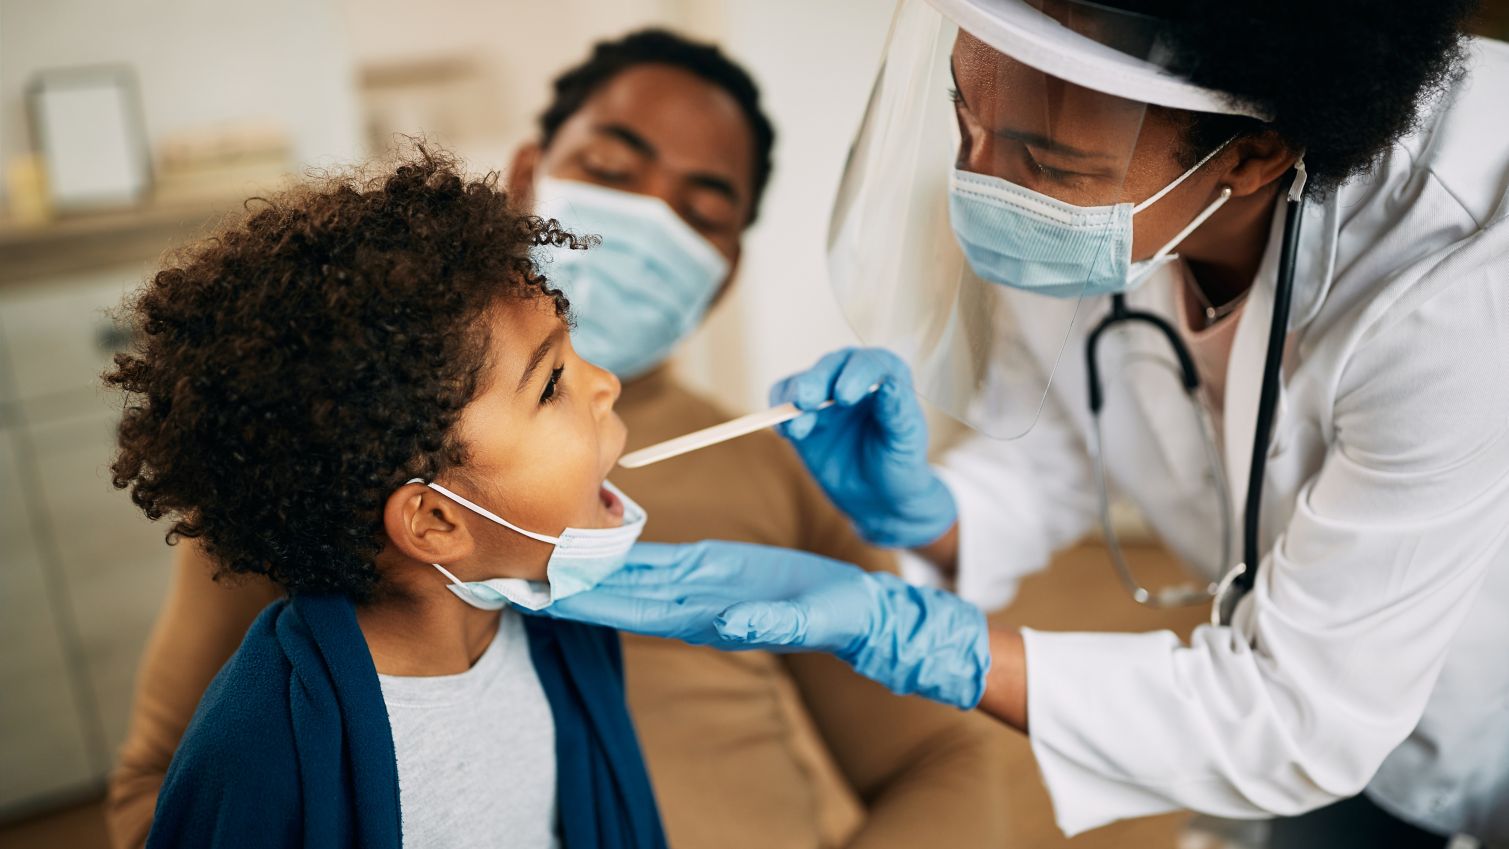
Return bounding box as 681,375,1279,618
901,389,1100,611
1023,248,1509,835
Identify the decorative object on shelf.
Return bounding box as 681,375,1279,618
4,154,53,225
27,65,153,214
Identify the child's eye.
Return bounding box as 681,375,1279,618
540,366,564,405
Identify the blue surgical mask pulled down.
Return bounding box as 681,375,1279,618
409,478,648,611
947,141,1232,299
533,178,731,379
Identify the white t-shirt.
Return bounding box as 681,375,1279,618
378,608,560,849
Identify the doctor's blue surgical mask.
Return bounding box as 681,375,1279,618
533,178,731,380
947,140,1234,299
410,478,649,611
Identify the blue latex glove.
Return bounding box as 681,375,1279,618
536,541,991,709
769,347,957,549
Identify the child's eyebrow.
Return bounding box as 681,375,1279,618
514,328,562,395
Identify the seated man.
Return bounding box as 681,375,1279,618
107,146,664,849
107,30,1012,849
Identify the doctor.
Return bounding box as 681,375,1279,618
538,0,1509,846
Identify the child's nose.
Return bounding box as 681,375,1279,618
591,361,621,409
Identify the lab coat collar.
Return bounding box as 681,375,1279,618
1221,190,1339,516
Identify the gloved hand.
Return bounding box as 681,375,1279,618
536,541,990,709
769,347,957,549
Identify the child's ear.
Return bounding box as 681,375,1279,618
507,142,542,208
384,483,474,566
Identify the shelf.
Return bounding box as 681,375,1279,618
0,172,291,286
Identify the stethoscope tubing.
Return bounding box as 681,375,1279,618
1083,172,1306,626
1233,191,1306,602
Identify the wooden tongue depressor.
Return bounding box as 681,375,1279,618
617,400,835,469
617,382,881,470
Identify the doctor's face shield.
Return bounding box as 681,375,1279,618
830,0,1266,438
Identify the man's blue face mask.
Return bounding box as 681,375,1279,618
947,140,1233,299
533,178,731,380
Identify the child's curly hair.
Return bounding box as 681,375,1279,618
106,144,590,600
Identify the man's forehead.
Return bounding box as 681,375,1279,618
566,66,755,186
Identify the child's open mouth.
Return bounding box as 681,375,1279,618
599,485,625,522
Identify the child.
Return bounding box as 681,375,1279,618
107,146,667,849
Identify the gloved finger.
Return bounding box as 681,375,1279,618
785,348,856,411
595,566,729,597
715,601,809,647
832,348,896,406
615,540,771,591
546,591,698,633
873,377,926,448
783,410,820,440
768,373,798,408
623,541,692,568
596,561,708,594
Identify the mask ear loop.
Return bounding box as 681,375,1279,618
1126,136,1238,270
1148,185,1233,260
405,478,561,545
406,478,559,595
432,562,467,587
1132,136,1236,214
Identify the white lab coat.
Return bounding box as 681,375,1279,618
907,37,1509,840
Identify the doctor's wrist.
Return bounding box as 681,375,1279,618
977,627,1028,732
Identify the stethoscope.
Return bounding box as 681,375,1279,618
1083,167,1307,627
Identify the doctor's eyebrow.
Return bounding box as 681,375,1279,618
514,328,562,395
993,127,1112,162
948,63,1113,162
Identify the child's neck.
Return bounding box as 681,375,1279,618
357,556,502,677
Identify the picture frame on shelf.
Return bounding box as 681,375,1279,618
27,66,153,214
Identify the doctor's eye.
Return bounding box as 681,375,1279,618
540,366,565,405
1023,148,1077,183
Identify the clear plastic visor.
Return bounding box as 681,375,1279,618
829,0,1172,438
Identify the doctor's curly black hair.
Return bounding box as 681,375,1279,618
1109,0,1480,194
106,144,589,600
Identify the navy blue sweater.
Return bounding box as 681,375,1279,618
145,594,666,849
